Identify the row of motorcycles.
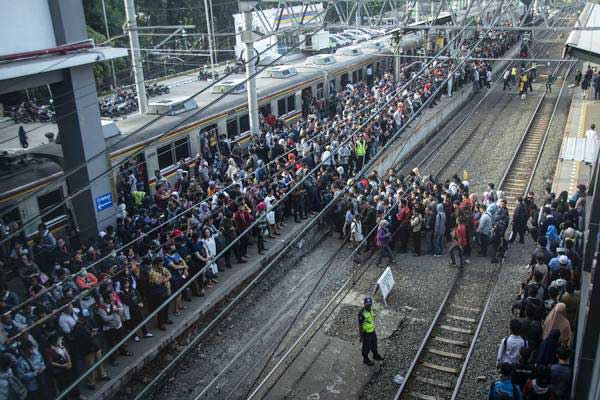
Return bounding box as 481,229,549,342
98,83,170,118
9,101,56,123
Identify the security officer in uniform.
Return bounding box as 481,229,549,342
355,137,367,171
358,297,384,366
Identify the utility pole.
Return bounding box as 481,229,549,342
124,0,148,114
390,31,403,80
101,0,118,89
204,0,217,80
239,1,260,137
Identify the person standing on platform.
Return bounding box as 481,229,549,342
585,124,599,163
358,297,384,366
593,73,600,100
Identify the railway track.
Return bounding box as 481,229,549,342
392,266,501,400
392,27,575,400
400,28,563,180
499,60,575,211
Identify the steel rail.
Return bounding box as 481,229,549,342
392,271,461,400
496,60,570,190
450,261,504,399
524,60,576,195
393,12,573,400
497,86,550,189
415,29,557,178
450,65,575,400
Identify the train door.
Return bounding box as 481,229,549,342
341,72,349,88
119,152,148,192
301,87,313,117
200,124,220,159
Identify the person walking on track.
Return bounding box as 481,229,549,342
503,69,511,90
358,297,384,366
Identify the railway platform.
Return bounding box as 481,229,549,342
77,73,478,400
552,62,600,195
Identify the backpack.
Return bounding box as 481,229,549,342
6,374,28,400
498,335,528,365
490,379,519,400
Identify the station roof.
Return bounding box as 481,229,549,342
0,47,127,94
564,2,600,63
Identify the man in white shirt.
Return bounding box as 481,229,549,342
497,319,528,366
585,123,598,163
503,69,511,90
58,302,80,335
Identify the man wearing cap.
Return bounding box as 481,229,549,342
548,251,572,276
358,297,384,366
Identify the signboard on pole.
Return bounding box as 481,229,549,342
95,192,113,212
376,267,395,306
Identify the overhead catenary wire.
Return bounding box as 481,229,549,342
0,1,338,245
12,1,510,396
145,2,517,398
243,3,524,399
49,4,499,395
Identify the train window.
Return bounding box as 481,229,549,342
357,68,363,82
286,95,296,112
174,137,190,161
259,103,272,116
317,82,324,98
227,118,238,138
277,98,287,116
330,79,336,93
157,144,174,170
239,114,250,133
341,73,349,87
37,189,66,223
1,207,21,225
352,70,358,82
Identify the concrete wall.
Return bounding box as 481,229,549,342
0,2,56,57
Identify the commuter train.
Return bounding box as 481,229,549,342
0,0,510,239
0,34,417,239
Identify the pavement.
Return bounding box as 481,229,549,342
552,62,600,195
263,291,405,400
0,120,59,152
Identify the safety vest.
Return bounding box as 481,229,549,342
511,67,517,76
356,140,366,157
361,308,375,333
133,191,146,206
532,62,537,70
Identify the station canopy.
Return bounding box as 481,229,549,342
564,2,600,64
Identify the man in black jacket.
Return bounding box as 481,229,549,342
71,311,110,390
510,196,528,244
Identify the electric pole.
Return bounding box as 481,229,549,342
124,0,148,114
204,0,217,80
101,0,118,89
239,1,260,137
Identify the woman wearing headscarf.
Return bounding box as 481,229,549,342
545,225,560,253
536,329,560,366
542,303,571,346
225,158,239,180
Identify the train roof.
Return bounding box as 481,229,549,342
105,36,402,156
0,34,402,197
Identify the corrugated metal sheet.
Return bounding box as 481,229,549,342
561,137,598,163
564,2,600,63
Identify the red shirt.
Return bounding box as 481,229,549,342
454,224,468,248
396,207,411,226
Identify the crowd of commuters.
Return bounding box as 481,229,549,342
486,185,586,399
0,30,522,400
